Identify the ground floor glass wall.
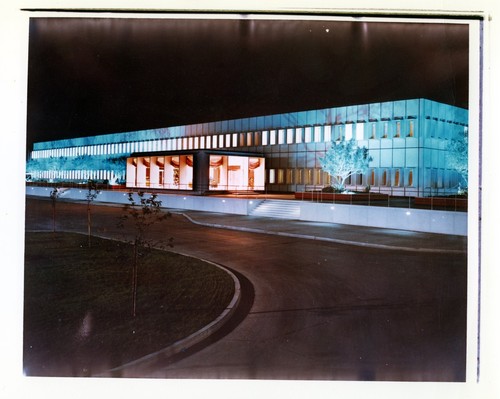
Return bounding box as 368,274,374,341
127,155,193,190
209,155,265,191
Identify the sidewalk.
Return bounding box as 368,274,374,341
176,210,467,254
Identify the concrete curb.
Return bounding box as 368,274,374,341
97,258,242,377
179,213,466,255
26,229,243,377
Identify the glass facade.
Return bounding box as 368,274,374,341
28,98,468,196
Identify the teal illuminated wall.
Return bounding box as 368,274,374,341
28,98,468,196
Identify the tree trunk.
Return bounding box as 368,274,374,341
132,240,138,317
52,203,56,233
87,204,91,247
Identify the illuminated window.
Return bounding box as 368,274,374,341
247,132,253,146
193,137,199,149
270,130,277,145
322,171,330,186
356,123,364,140
262,130,269,146
269,169,276,184
337,126,344,141
225,134,231,147
383,123,388,138
408,170,413,186
371,124,376,139
345,124,353,140
286,169,293,184
394,169,400,186
370,169,376,185
254,131,262,146
295,128,303,143
232,133,238,147
314,168,323,185
238,133,246,147
278,129,285,144
212,135,218,149
305,168,313,184
382,170,388,186
219,135,225,148
295,169,303,184
408,121,414,137
314,126,322,142
304,127,312,143
182,138,188,150
277,169,285,184
205,136,211,149
395,122,401,138
324,125,332,142
286,128,294,144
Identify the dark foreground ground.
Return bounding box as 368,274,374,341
23,232,235,377
24,197,468,381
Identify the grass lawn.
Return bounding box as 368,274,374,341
23,232,235,377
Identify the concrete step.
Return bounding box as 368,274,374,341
250,200,301,219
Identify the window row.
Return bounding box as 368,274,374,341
267,168,417,188
32,121,419,160
28,169,123,182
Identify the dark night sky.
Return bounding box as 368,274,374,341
26,16,469,150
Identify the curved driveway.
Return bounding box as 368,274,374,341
25,198,467,381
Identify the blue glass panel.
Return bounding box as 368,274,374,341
335,107,346,124
369,102,381,120
272,114,281,128
346,105,357,122
256,116,265,130
381,101,393,120
221,120,228,134
393,100,405,118
297,111,308,126
264,115,273,129
357,104,368,121
234,118,242,132
240,117,249,132
406,99,419,118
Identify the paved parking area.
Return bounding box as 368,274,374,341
24,197,468,381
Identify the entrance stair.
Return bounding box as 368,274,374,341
249,199,301,220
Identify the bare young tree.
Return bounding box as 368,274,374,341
118,191,173,317
85,180,100,248
49,187,61,233
319,139,372,192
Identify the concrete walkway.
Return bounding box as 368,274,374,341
175,209,467,254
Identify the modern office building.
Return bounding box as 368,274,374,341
27,98,468,197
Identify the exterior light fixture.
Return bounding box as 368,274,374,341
406,211,411,216
330,206,335,210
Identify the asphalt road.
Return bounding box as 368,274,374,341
24,197,467,381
